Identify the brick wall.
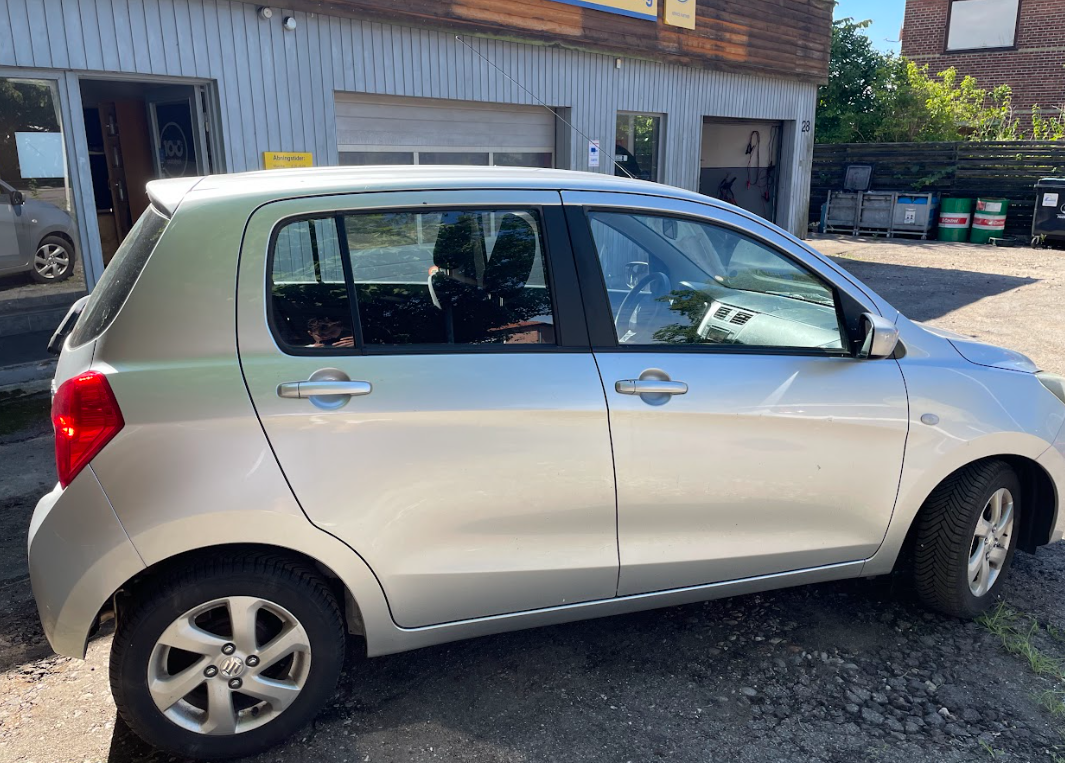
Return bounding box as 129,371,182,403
901,0,1065,124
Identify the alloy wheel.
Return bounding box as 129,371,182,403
33,242,70,279
968,487,1014,597
147,596,312,735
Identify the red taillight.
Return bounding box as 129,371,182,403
51,371,124,488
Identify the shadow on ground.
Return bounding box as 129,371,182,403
828,257,1038,322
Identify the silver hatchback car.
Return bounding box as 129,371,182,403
0,180,78,283
29,167,1065,759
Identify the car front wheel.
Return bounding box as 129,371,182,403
30,235,76,283
110,552,346,760
913,459,1020,618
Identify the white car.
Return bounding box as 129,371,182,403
29,167,1065,759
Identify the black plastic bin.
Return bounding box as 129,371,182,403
1033,178,1065,245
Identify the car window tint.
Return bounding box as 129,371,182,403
69,207,169,346
270,217,355,351
345,208,555,347
587,211,843,351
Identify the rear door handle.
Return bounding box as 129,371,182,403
615,380,688,396
277,380,373,399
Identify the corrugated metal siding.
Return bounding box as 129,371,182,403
1,0,817,239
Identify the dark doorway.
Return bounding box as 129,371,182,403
699,118,782,223
79,79,214,264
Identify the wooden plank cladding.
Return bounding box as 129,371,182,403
811,141,1065,238
285,0,833,83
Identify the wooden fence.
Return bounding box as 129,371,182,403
810,141,1065,238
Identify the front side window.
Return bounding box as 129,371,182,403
587,211,843,351
269,208,555,352
947,0,1019,51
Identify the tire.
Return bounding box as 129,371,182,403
29,234,76,284
913,460,1021,618
110,552,346,760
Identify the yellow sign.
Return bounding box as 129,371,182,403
551,0,658,22
262,151,313,169
664,0,695,29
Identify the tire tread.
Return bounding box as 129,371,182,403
913,459,1015,618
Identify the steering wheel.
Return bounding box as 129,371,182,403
615,271,671,337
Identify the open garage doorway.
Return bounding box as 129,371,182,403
79,79,218,264
700,118,782,223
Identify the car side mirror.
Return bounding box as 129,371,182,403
857,312,900,359
10,190,24,205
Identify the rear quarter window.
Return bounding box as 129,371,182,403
69,207,169,346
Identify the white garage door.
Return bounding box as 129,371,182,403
335,93,555,168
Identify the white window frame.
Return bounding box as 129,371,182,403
946,0,1021,52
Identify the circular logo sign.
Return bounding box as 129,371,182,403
159,121,189,178
218,656,245,677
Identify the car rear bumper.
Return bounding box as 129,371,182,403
27,468,145,658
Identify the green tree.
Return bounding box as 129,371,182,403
876,61,1017,142
817,19,1022,143
1031,106,1065,141
816,18,886,143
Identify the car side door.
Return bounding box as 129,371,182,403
237,190,619,628
562,191,909,596
0,183,24,272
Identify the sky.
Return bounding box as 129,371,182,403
834,0,905,53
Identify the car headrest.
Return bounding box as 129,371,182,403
484,214,537,296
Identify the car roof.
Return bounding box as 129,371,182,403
146,165,716,217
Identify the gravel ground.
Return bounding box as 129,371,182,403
3,235,1065,763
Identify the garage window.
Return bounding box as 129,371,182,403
339,151,415,166
335,94,555,170
947,0,1020,51
615,112,662,183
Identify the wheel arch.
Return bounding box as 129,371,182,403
884,453,1057,576
106,543,366,647
38,228,76,253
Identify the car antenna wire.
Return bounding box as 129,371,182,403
455,35,636,179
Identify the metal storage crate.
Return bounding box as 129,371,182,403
857,192,896,235
824,191,860,234
892,193,939,239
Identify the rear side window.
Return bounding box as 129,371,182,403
268,208,555,352
69,207,169,347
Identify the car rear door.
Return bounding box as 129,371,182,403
562,191,909,596
237,190,618,628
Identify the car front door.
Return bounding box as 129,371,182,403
237,190,618,628
563,191,909,596
0,183,24,272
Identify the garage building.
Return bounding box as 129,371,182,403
0,0,832,297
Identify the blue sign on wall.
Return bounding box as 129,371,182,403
549,0,658,21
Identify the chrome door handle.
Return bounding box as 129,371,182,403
615,380,688,396
277,380,373,399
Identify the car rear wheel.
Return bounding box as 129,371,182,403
913,460,1020,618
30,235,75,283
110,552,345,760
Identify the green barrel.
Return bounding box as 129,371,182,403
970,198,1009,244
937,198,973,241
